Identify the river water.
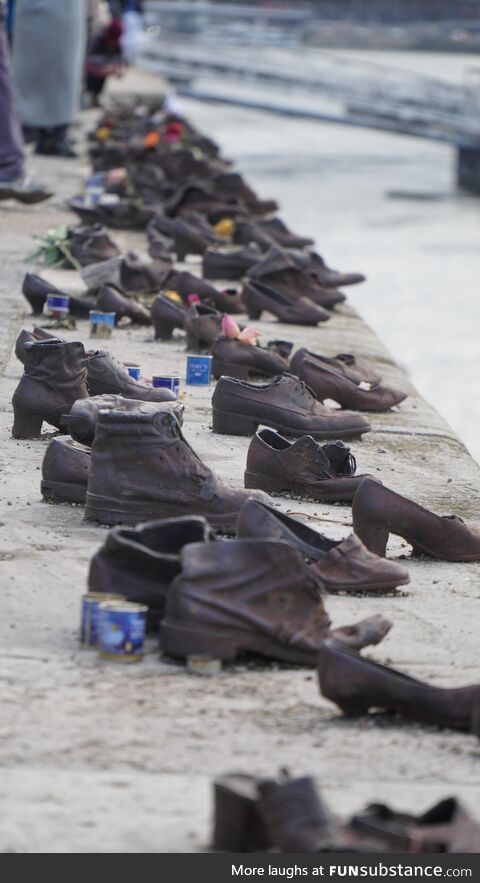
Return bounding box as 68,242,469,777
180,50,480,462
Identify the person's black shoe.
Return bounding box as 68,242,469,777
0,176,52,204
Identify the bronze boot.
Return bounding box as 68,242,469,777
88,516,214,629
62,395,184,445
85,407,266,530
12,340,89,438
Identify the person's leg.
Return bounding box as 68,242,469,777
0,5,25,182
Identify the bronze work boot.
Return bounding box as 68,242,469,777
15,327,61,364
41,436,90,503
88,516,214,629
12,340,89,438
86,350,176,402
160,538,391,665
85,408,266,530
317,641,480,737
62,395,184,445
236,500,410,594
244,428,372,502
211,374,371,440
352,478,480,560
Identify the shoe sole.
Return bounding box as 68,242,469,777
160,617,317,667
244,470,358,502
212,407,370,440
84,493,238,533
41,480,86,504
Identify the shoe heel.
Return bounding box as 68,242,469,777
153,322,175,342
355,523,389,557
12,407,43,439
212,783,271,852
212,408,258,436
247,304,262,320
213,359,250,381
336,698,370,717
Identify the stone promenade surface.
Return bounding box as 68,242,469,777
0,70,479,853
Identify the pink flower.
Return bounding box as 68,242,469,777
221,314,260,345
187,293,201,304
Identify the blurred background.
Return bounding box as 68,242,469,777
125,0,480,461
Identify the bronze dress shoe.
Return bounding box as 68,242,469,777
97,284,152,326
212,338,287,381
202,244,262,280
353,478,480,560
21,272,97,318
244,428,372,502
292,352,407,412
233,219,277,251
85,408,266,530
160,538,390,665
12,340,89,438
256,216,314,249
162,269,244,314
151,293,187,341
351,797,480,853
82,252,171,296
212,373,371,440
247,247,346,310
41,436,90,503
148,214,223,261
236,500,409,594
212,171,278,215
62,395,184,445
88,516,214,629
317,641,480,735
165,181,246,222
293,250,366,289
290,348,382,386
242,280,330,325
86,350,176,402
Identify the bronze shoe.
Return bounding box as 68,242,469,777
242,280,330,325
317,641,480,735
236,500,410,594
244,428,371,502
62,395,184,445
86,350,176,402
292,351,406,412
212,338,287,381
88,516,214,629
41,436,90,503
12,340,89,438
352,478,480,560
85,408,266,530
97,284,152,326
151,292,187,340
290,348,382,386
211,374,371,440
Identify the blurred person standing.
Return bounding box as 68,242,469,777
0,0,51,202
12,0,86,157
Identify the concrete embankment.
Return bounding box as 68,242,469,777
0,68,479,853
